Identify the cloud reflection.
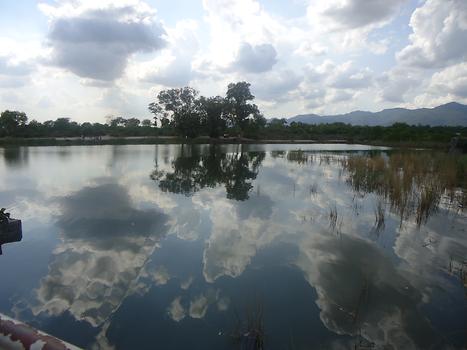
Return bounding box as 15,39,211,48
32,182,169,327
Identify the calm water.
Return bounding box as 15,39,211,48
0,144,466,349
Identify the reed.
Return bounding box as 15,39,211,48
342,151,466,227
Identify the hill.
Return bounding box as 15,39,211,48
288,102,467,126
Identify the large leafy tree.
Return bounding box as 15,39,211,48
149,87,203,138
225,82,261,136
199,95,227,138
0,110,28,136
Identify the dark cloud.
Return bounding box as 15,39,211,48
323,0,406,29
233,42,277,73
46,6,166,81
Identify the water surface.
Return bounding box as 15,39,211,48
0,144,466,349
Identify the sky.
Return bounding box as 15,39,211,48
0,0,466,123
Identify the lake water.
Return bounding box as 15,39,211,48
0,144,466,349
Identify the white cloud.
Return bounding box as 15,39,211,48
377,67,423,103
397,0,467,68
140,20,200,87
429,62,467,99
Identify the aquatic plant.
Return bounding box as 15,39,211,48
287,150,308,164
342,152,466,227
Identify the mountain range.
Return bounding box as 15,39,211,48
288,102,467,126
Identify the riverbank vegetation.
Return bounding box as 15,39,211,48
1,82,467,147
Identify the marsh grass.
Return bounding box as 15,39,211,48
287,150,309,164
343,152,467,227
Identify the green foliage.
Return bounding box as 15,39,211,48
0,110,28,136
199,95,226,138
225,82,262,136
149,87,203,138
1,82,467,144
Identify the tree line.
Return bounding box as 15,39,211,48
1,81,466,143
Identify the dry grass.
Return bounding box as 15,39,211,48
342,152,466,227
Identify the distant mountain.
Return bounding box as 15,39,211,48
288,102,467,126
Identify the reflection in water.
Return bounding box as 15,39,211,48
151,146,265,201
1,147,29,168
297,233,439,349
32,182,169,328
1,145,466,349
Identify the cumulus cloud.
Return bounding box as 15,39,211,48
397,0,467,68
376,68,423,103
41,0,166,82
316,0,407,29
0,55,35,88
298,61,372,110
141,20,199,87
305,0,406,52
429,62,467,98
251,70,302,101
232,42,278,73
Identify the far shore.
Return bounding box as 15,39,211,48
0,135,450,150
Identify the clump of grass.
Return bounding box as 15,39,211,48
287,150,308,164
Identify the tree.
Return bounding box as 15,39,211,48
199,96,226,138
109,117,126,128
0,110,28,136
124,118,141,128
225,82,260,136
141,119,152,127
149,87,203,138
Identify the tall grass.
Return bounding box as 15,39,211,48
342,152,466,227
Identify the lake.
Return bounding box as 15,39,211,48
0,144,466,349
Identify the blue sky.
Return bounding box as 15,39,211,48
0,0,466,123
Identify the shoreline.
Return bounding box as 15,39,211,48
0,136,449,150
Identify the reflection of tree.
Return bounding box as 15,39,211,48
2,147,29,168
151,147,265,201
